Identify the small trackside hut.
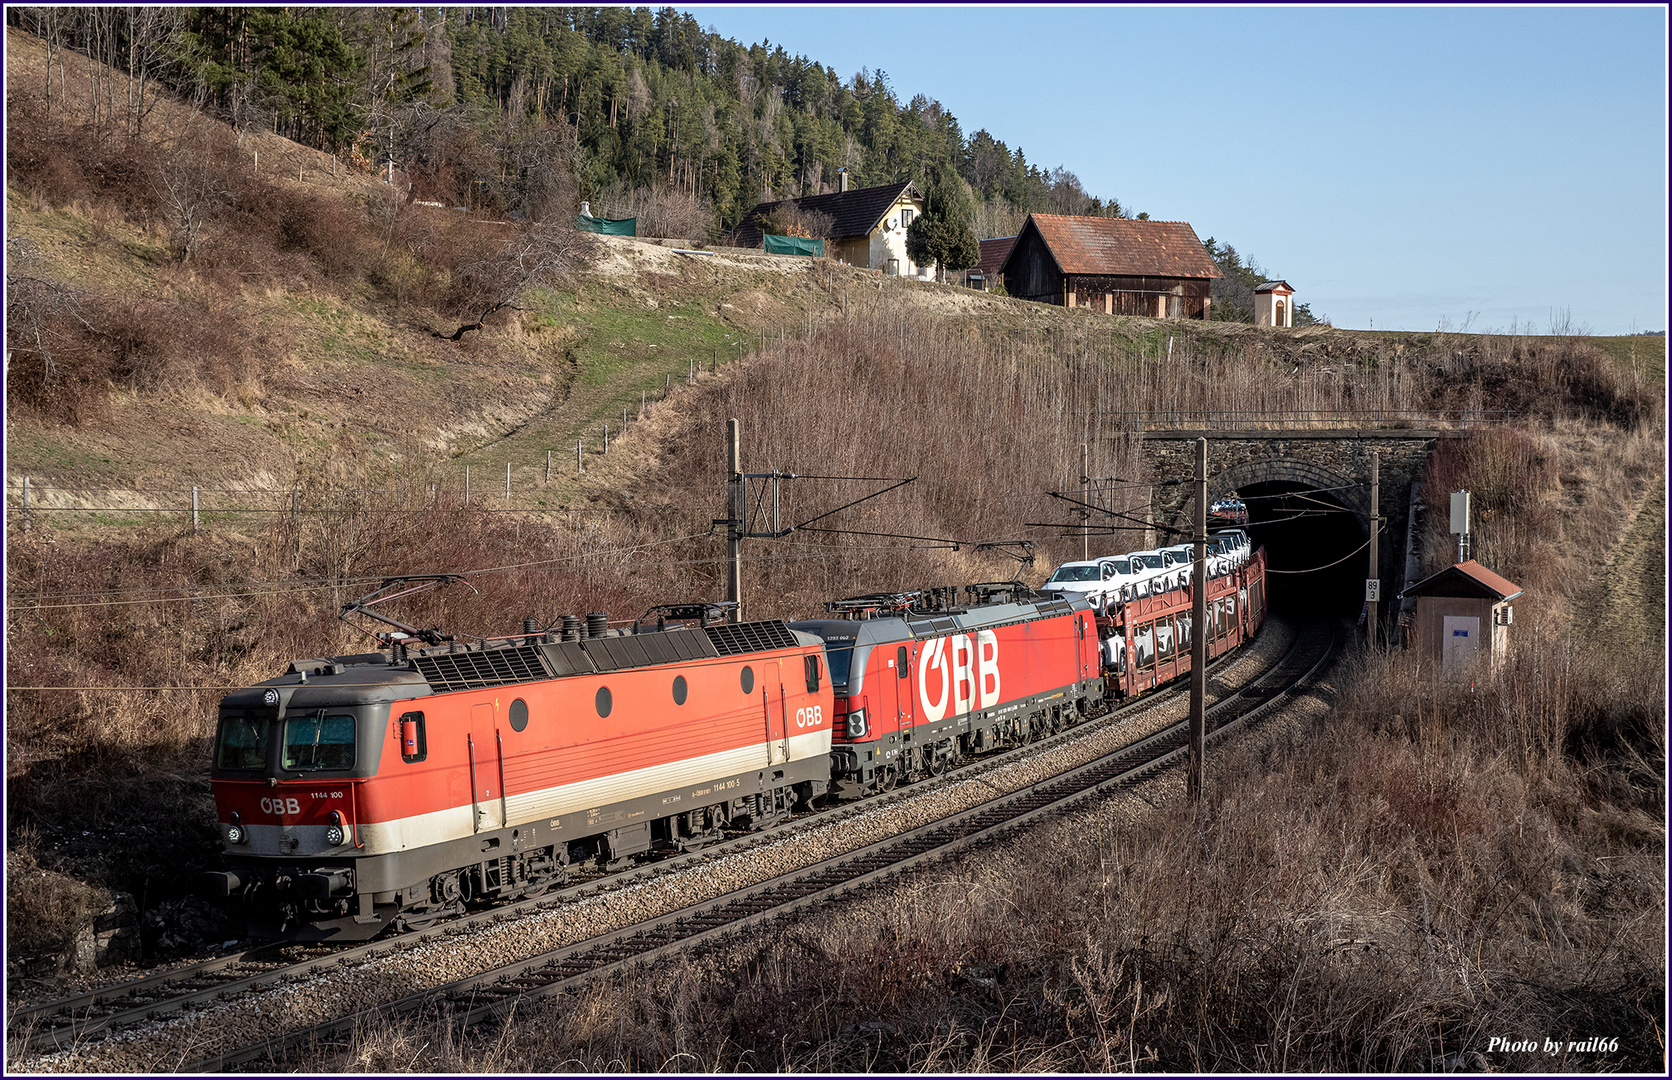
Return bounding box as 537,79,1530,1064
1399,559,1522,679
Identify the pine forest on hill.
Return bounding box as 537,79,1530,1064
4,3,1314,322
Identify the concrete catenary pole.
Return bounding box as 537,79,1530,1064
1367,451,1380,647
727,419,744,623
1188,437,1207,805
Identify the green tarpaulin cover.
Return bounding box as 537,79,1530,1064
576,214,637,235
763,234,824,257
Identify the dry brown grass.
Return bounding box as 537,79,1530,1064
293,614,1664,1074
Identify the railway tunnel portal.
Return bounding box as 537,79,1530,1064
1136,428,1469,621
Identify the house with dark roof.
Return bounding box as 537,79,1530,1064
727,176,928,275
999,214,1222,318
964,235,1016,290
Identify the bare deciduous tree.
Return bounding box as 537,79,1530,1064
5,235,93,397
153,127,237,261
434,220,601,342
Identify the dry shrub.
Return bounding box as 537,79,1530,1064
4,840,105,972
1419,425,1562,591
591,182,717,241
5,89,164,223
758,202,834,241
1435,334,1659,431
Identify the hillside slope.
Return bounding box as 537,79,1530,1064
4,22,1663,1019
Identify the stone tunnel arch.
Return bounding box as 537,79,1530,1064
1134,429,1459,623
1169,457,1372,540
1165,456,1374,617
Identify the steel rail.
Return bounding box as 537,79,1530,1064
7,623,1268,1061
178,621,1334,1074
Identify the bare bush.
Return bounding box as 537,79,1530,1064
590,182,718,241
757,201,834,241
151,124,240,261
4,235,94,410
434,219,601,340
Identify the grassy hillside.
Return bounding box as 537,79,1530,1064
4,25,1664,1066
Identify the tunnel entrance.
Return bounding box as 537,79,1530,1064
1236,480,1368,617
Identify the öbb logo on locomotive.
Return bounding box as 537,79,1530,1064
201,548,1266,942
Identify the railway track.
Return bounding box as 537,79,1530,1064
7,619,1325,1072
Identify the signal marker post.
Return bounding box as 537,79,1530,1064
1188,437,1207,806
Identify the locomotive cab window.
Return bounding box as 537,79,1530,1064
804,655,821,692
282,711,356,772
215,713,270,772
824,647,854,689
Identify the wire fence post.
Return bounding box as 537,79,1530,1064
21,476,30,533
192,486,200,533
640,389,646,417
603,424,609,453
576,439,583,474
506,462,511,506
546,450,552,484
665,374,671,397
465,465,470,506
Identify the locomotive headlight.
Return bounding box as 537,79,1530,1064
226,824,246,845
846,708,867,738
263,688,280,706
325,810,346,847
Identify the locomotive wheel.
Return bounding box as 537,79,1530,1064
929,744,951,776
875,765,898,792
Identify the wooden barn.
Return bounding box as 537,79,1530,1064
999,214,1221,318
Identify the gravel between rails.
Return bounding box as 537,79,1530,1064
18,619,1299,1074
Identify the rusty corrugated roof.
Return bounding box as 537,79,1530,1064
1402,560,1524,601
976,236,1016,277
1024,214,1221,279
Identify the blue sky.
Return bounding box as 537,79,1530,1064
691,4,1668,334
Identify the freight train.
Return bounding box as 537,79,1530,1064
201,546,1266,941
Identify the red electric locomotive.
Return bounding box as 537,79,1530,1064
789,583,1105,796
202,595,832,941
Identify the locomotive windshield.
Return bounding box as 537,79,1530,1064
823,645,855,689
215,712,271,772
282,711,357,771
1047,565,1100,583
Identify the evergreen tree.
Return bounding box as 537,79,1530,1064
906,165,979,281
